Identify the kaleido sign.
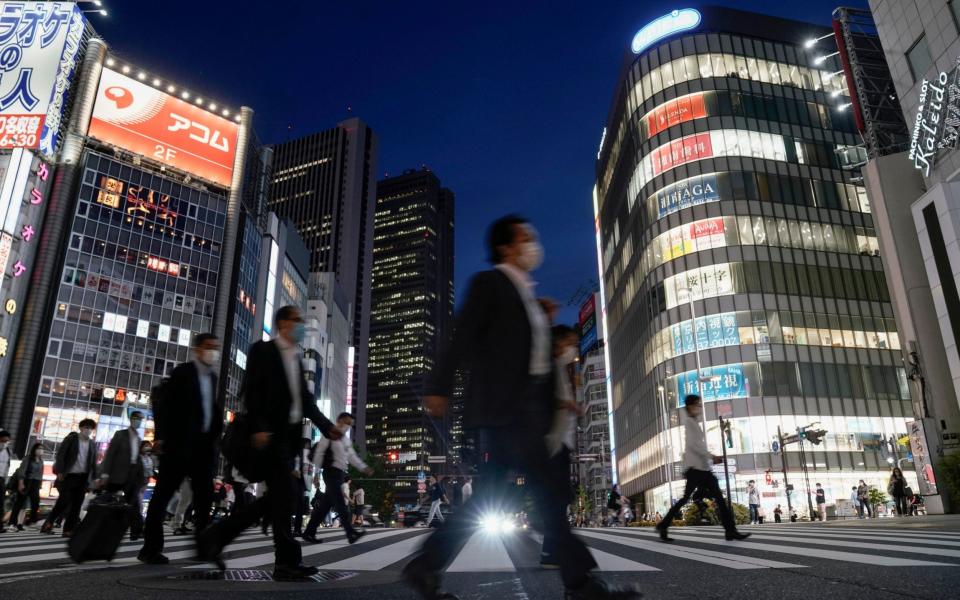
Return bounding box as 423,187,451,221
909,58,960,177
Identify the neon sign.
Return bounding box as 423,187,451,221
631,9,702,55
146,256,181,276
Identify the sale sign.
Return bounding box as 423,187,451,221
88,68,239,188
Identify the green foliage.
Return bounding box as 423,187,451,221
575,485,592,519
681,500,750,526
348,451,393,518
941,453,960,507
868,487,887,513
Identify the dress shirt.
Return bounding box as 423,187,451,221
192,358,215,433
275,336,303,424
68,436,92,474
495,263,551,376
681,410,713,471
312,436,369,473
0,444,10,478
128,428,141,464
353,488,365,505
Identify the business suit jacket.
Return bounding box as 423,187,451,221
53,432,96,482
99,429,142,485
245,339,335,455
154,361,222,461
429,268,554,431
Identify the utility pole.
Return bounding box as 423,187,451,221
777,427,792,515
798,428,815,520
719,416,733,509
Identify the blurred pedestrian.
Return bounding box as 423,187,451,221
815,483,826,522
773,504,782,523
857,480,872,518
409,216,636,600
140,333,222,564
656,394,749,543
461,477,472,506
747,480,760,524
426,476,447,527
98,411,146,540
196,306,341,581
352,484,366,526
292,438,311,536
851,487,861,518
41,419,97,537
8,443,44,531
0,430,15,533
888,468,908,516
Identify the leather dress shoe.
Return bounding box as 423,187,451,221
273,563,319,580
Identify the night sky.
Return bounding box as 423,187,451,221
94,0,868,325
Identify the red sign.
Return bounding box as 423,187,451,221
88,68,238,188
690,217,725,239
146,256,181,277
0,115,43,149
646,93,707,138
579,295,596,328
651,133,713,176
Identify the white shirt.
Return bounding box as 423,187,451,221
128,428,141,464
0,444,11,478
681,410,713,471
353,488,365,505
312,435,369,473
275,336,303,424
193,359,215,433
69,436,93,475
461,482,473,503
496,263,551,375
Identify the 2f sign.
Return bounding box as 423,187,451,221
154,144,177,161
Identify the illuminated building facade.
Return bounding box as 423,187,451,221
368,168,454,503
595,7,915,516
267,118,378,445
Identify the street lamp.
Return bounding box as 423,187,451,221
804,33,834,48
678,287,710,427
657,384,674,506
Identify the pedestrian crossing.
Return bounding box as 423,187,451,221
0,523,958,582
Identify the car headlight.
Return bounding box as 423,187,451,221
480,513,515,535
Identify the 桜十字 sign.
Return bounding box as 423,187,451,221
88,67,239,188
0,2,86,154
908,57,960,177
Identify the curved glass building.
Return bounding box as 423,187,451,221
594,7,916,516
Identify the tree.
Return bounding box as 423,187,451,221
868,487,887,516
575,485,592,524
348,451,394,520
681,501,750,526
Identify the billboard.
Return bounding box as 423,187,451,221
0,2,86,154
88,67,239,188
671,312,740,356
646,93,707,138
656,173,720,218
676,363,750,405
651,132,713,176
579,293,599,356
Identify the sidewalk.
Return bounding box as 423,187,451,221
768,514,960,531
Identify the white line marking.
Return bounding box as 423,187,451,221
447,532,515,572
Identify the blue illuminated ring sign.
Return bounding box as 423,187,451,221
631,8,702,54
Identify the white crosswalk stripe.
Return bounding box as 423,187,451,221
0,524,957,582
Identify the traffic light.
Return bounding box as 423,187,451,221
798,429,807,441
388,451,399,461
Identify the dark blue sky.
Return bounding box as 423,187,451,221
94,0,867,325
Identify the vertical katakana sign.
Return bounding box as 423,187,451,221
0,2,85,154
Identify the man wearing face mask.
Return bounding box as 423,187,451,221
41,419,98,537
139,333,222,564
408,215,639,600
98,410,146,540
0,430,16,533
197,305,341,581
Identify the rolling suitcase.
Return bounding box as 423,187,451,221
68,492,134,562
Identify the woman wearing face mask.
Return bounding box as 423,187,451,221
541,324,585,568
8,443,45,531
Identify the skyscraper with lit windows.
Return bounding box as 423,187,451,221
368,168,454,503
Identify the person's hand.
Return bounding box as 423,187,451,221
251,431,272,449
325,427,344,440
424,395,449,417
56,473,64,482
363,467,374,476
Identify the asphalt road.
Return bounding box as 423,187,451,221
0,517,957,599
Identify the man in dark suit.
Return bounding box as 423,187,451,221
405,215,639,600
98,410,145,540
138,333,222,564
40,419,98,536
197,305,341,581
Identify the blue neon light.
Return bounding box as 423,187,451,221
631,9,702,55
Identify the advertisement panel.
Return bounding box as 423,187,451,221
676,363,749,405
671,312,740,356
646,93,707,138
907,419,939,495
579,326,598,356
0,2,85,153
88,67,239,188
656,173,720,219
690,217,725,248
578,294,596,328
651,133,713,177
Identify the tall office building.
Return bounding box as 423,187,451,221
595,7,914,516
267,118,378,444
368,168,454,502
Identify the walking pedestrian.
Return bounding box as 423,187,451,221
850,486,861,518
172,478,194,534
97,411,146,540
607,484,622,526
41,419,97,537
461,477,472,506
137,441,156,518
408,216,637,600
230,466,251,516
292,438,311,536
542,324,583,568
0,430,15,533
352,484,366,526
196,305,342,581
426,476,447,527
301,412,372,544
747,480,760,524
140,333,222,563
8,443,44,531
815,483,827,522
857,480,872,518
888,468,908,516
774,504,782,523
656,394,750,543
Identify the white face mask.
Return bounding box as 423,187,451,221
515,240,544,272
559,347,578,365
80,428,93,438
130,419,143,429
200,349,220,367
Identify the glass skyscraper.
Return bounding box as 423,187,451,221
595,7,915,516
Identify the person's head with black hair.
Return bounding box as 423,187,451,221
336,412,355,432
129,411,145,430
0,430,9,445
684,394,702,418
78,419,96,438
192,332,220,368
275,305,305,345
29,442,43,460
553,324,579,363
486,214,542,271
